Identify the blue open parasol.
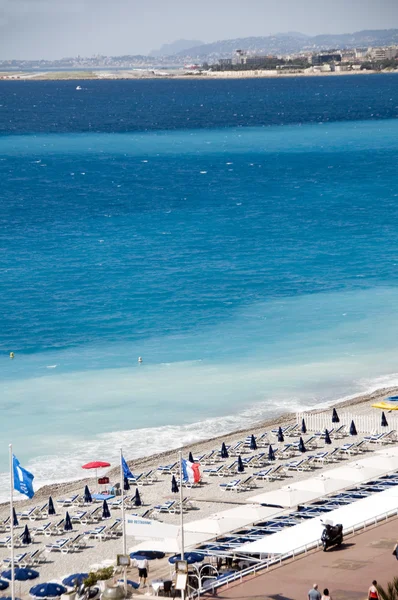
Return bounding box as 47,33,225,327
2,569,39,582
250,435,257,451
64,512,73,532
62,574,88,587
332,408,340,423
83,485,92,503
277,427,284,443
350,420,357,436
169,552,204,565
268,445,275,461
298,437,306,452
130,551,165,560
237,455,244,473
22,525,31,545
133,488,142,507
30,583,67,598
48,497,55,516
324,429,332,445
102,500,111,519
301,419,307,434
171,475,179,494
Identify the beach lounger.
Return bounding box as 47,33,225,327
72,506,101,524
249,453,271,468
220,476,256,492
264,464,287,480
17,505,45,521
31,522,51,536
228,442,246,456
93,520,122,541
152,500,178,514
45,537,72,553
4,548,46,568
285,458,313,471
242,456,257,467
0,517,10,533
2,552,28,567
199,450,220,465
44,518,65,537
338,443,360,456
278,445,298,459
141,469,158,484
284,424,300,437
157,462,178,475
254,467,274,480
255,433,270,447
332,425,347,439
57,494,79,507
203,464,228,476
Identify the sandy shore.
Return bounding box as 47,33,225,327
1,69,395,81
1,385,397,598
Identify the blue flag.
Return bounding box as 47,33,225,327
13,455,34,499
121,455,134,479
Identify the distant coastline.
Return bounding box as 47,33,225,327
1,68,397,82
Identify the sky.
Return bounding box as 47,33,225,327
1,0,398,60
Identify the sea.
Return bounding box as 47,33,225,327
1,74,398,500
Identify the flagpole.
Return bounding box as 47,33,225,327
120,449,127,596
178,450,185,600
9,444,15,600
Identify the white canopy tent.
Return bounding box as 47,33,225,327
247,486,320,508
356,455,398,473
185,505,281,536
323,464,386,483
236,487,398,555
292,476,352,496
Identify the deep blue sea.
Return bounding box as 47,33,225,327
1,75,398,499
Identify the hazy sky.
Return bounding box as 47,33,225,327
1,0,398,60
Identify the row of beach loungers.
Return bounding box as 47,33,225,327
196,472,398,554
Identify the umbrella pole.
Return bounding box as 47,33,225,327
120,449,127,597
179,450,185,600
9,443,15,600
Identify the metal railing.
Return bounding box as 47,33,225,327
190,504,398,598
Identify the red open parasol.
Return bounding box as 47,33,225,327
82,461,111,470
82,461,111,491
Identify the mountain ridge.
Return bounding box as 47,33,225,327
171,29,398,58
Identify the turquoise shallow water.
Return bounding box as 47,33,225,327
0,77,398,499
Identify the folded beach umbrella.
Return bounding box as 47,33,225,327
2,569,39,582
237,455,244,473
250,435,257,451
324,429,332,445
0,581,9,591
64,511,73,532
30,583,67,598
83,485,92,503
332,408,340,423
301,418,307,434
102,499,111,519
277,427,284,443
349,420,358,436
188,452,194,463
171,475,179,494
221,442,229,459
133,488,142,507
12,508,18,527
298,437,306,452
62,574,88,588
22,525,31,545
268,445,276,461
48,496,56,516
381,412,388,427
123,476,130,491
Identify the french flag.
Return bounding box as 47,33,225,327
182,459,201,484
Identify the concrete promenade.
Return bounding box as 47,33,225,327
210,516,398,600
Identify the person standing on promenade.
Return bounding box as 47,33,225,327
308,583,321,600
136,557,149,587
368,581,379,600
321,588,332,600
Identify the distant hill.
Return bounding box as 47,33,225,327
150,39,204,57
175,29,398,58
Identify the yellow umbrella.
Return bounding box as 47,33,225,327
372,395,398,410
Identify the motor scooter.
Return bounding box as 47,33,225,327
321,521,343,551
